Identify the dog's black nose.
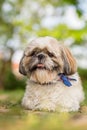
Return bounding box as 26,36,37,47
38,54,45,60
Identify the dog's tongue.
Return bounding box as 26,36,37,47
37,64,44,68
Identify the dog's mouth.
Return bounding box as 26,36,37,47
30,63,58,72
30,63,46,72
37,63,45,69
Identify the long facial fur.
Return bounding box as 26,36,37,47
19,36,77,84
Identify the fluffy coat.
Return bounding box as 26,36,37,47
19,36,84,112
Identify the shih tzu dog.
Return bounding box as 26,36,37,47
19,36,84,112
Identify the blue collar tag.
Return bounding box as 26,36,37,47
58,73,77,87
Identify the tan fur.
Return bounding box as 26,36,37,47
19,36,84,112
60,46,77,75
30,70,57,84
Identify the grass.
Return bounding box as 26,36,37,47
0,85,87,130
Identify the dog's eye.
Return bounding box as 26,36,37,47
48,52,54,57
30,51,36,56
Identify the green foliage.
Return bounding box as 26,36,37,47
4,69,26,90
78,68,87,105
78,68,87,81
0,0,86,45
0,0,87,90
37,24,87,44
37,0,78,7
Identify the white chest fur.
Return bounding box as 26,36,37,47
22,73,84,112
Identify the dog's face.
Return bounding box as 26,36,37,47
19,36,77,84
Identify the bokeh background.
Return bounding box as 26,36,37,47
0,0,87,90
0,0,87,130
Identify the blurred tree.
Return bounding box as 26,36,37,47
0,0,87,89
37,24,87,44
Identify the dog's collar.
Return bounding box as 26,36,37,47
29,80,56,86
58,73,77,87
29,73,77,87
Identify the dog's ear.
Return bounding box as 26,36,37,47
60,45,77,75
19,55,27,76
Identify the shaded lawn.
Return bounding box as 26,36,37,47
0,87,87,130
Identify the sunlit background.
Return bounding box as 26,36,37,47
0,0,87,84
0,0,87,130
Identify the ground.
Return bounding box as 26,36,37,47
0,89,87,130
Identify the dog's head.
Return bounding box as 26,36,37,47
19,36,77,84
